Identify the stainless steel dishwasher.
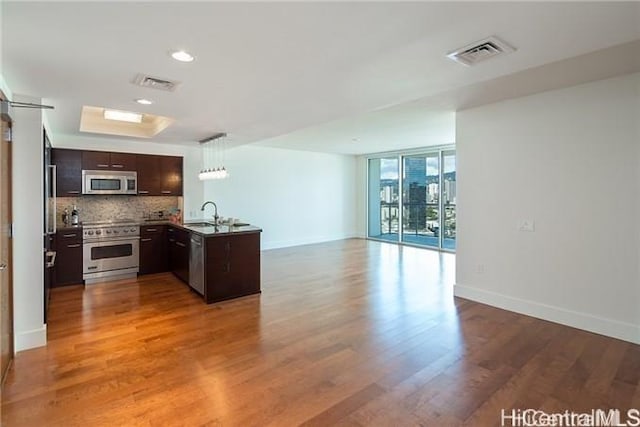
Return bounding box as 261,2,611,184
189,233,205,295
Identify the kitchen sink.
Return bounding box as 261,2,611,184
185,222,217,227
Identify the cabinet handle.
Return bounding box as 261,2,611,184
176,242,186,248
138,190,149,194
161,190,171,194
168,238,175,242
145,228,157,232
62,233,77,238
224,262,230,273
67,244,81,248
97,164,109,168
111,164,124,168
225,242,231,252
67,191,80,194
46,251,57,268
141,238,152,242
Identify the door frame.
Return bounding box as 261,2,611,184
0,90,14,387
365,144,456,253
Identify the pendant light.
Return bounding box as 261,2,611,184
198,132,229,180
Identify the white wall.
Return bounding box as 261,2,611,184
0,2,7,100
455,73,640,344
53,135,204,218
11,94,46,351
203,145,357,250
0,75,10,102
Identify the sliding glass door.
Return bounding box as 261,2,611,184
402,154,440,248
367,158,399,242
367,148,455,251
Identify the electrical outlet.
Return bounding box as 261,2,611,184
518,219,535,232
476,264,485,274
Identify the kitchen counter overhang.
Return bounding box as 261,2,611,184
179,222,262,237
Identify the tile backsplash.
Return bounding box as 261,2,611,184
56,196,180,225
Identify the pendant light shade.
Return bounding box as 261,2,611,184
199,132,229,180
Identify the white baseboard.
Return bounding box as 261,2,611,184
454,284,640,345
15,325,47,352
262,233,359,250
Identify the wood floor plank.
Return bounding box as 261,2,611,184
1,238,638,426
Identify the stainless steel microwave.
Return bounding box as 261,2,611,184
82,170,137,195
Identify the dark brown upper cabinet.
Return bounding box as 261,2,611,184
82,151,136,171
51,148,82,196
136,154,183,196
53,149,182,197
109,152,137,170
136,154,162,195
160,156,183,196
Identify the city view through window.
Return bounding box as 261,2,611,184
368,150,456,250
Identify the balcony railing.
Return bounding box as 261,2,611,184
378,202,456,239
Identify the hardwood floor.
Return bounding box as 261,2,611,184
2,238,638,426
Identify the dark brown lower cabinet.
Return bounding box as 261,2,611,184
167,226,189,283
139,225,167,275
204,232,261,304
54,229,83,286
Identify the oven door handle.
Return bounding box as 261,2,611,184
83,236,140,244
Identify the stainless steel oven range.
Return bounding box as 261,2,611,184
82,220,140,284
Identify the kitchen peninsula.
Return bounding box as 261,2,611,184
170,222,262,304
56,219,262,305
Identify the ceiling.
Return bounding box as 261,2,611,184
2,2,640,154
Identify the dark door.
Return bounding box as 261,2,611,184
168,227,189,283
140,225,167,274
55,230,83,286
52,148,82,196
160,156,183,196
82,150,111,170
136,154,162,195
109,152,136,171
229,233,261,296
204,237,233,302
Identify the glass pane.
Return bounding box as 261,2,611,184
368,158,399,242
442,151,456,250
402,155,439,248
91,178,121,191
91,244,133,260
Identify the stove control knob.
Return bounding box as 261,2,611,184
123,229,129,233
88,230,94,235
130,228,136,232
96,230,102,235
113,230,119,234
106,230,112,234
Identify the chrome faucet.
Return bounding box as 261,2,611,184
201,201,219,225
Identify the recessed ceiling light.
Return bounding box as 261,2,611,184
170,50,195,62
135,98,153,105
103,109,143,123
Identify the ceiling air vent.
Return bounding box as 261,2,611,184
446,36,515,67
132,74,180,91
